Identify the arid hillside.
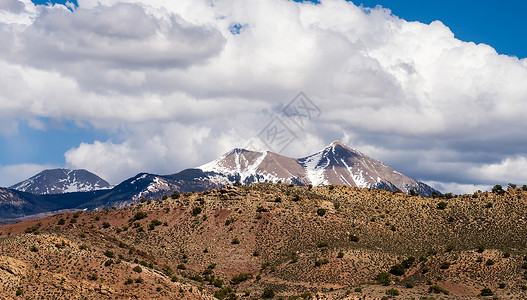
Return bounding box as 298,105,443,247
1,183,527,299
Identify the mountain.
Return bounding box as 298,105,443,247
1,183,526,298
199,140,438,196
0,188,42,220
9,169,112,195
0,141,439,222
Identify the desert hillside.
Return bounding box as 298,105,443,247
1,183,527,299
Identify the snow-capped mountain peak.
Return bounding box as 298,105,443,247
9,169,112,195
196,140,438,196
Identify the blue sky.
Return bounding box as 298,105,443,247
1,0,527,193
357,0,527,58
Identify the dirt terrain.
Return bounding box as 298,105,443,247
1,183,526,299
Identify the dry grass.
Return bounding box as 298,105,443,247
1,183,526,299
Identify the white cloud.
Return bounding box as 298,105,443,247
0,163,57,187
423,181,491,195
0,0,526,193
0,0,24,13
469,156,527,186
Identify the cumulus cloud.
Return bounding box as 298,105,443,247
1,0,527,192
0,0,24,13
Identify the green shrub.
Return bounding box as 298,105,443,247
134,211,147,220
492,185,505,195
480,288,493,296
231,237,240,244
337,251,344,258
437,201,447,210
151,219,162,226
171,191,180,199
486,259,495,266
440,261,451,269
104,250,114,258
30,245,38,252
376,272,391,286
102,222,111,228
191,207,202,216
386,288,400,296
177,264,186,270
316,208,326,216
189,275,203,283
135,277,143,283
314,259,329,267
133,266,142,273
214,287,237,300
213,279,223,288
88,274,98,281
58,218,65,225
427,249,438,256
15,289,22,296
445,244,455,252
317,242,328,248
291,253,299,263
231,273,251,284
404,281,415,288
401,256,415,268
354,287,362,292
104,259,113,267
429,285,449,295
389,264,406,276
262,287,275,299
476,245,485,253
349,234,359,242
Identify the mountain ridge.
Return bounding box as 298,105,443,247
0,141,439,222
9,168,112,195
198,140,438,196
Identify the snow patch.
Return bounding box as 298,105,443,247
301,150,329,186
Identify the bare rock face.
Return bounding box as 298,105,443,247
199,140,438,196
0,256,28,289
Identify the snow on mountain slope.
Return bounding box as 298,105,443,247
9,169,112,195
199,149,306,185
197,140,439,196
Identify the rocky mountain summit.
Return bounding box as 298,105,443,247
9,169,111,195
199,141,437,196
